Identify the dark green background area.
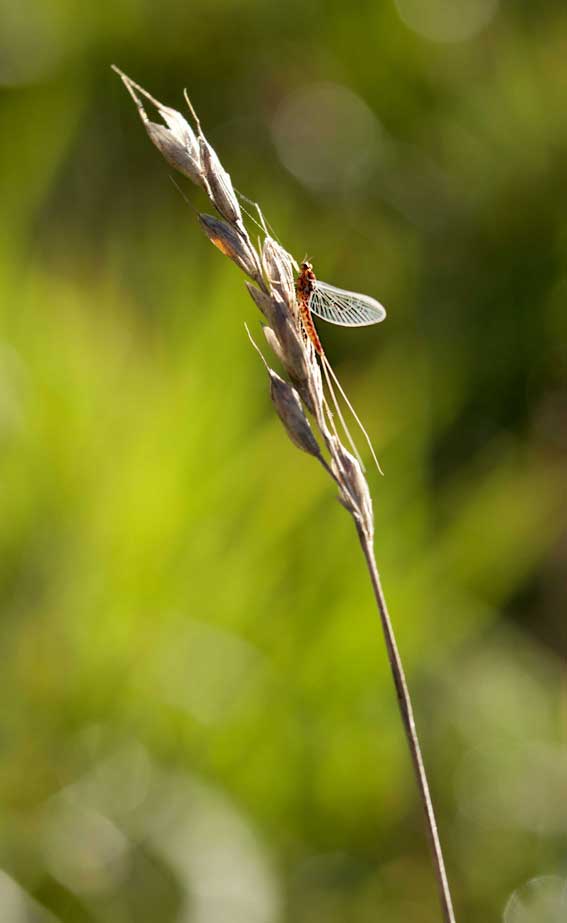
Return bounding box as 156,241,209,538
1,1,566,921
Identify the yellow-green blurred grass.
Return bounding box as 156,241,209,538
1,214,563,839
1,17,567,910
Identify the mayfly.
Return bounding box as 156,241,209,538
295,261,386,473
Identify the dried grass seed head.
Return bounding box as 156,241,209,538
245,282,276,319
260,323,315,416
159,105,200,162
145,122,204,186
269,371,321,458
245,325,320,459
116,67,382,544
245,284,309,385
332,441,374,540
262,324,286,367
199,137,244,229
262,237,297,313
199,214,261,281
272,315,310,386
245,283,288,332
113,67,204,188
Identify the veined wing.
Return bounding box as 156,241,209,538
308,280,386,327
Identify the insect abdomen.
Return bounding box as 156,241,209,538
296,262,324,356
299,301,324,356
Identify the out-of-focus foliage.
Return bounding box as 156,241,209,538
0,1,566,921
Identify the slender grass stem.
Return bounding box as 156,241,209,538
114,69,458,919
357,526,457,923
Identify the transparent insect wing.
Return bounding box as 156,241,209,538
308,281,386,327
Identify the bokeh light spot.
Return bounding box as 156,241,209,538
395,0,499,43
271,82,382,192
503,876,567,923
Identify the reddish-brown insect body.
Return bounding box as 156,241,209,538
296,261,324,356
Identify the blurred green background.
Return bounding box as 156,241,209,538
1,1,566,921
